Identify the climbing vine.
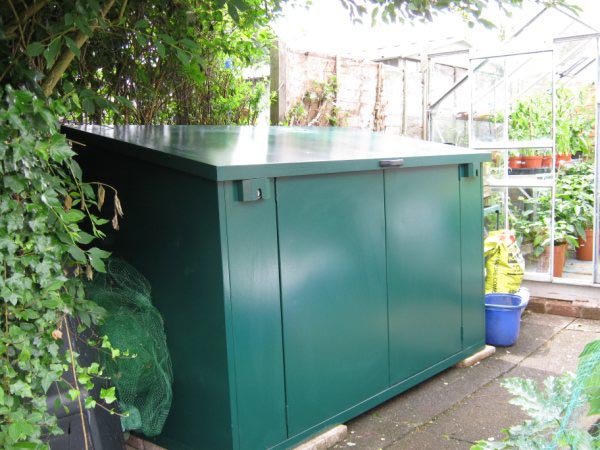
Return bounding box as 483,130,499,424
0,86,122,447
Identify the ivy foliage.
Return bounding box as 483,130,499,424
0,85,121,448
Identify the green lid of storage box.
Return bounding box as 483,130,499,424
63,125,491,181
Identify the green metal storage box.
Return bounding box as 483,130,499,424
63,125,491,450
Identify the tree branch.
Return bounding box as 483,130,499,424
41,0,118,98
5,0,50,40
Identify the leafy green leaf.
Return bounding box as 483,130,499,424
68,389,80,401
75,231,95,244
43,37,63,68
64,36,81,58
156,42,166,58
176,49,191,65
134,19,150,29
4,175,25,193
115,96,134,109
10,380,33,398
100,387,117,404
26,42,45,57
88,247,111,259
68,245,86,262
63,209,86,223
135,34,148,46
82,97,95,115
88,252,106,273
7,420,37,441
85,396,97,409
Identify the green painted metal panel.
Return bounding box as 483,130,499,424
223,180,287,450
386,165,462,384
276,172,389,435
75,147,233,450
63,125,491,181
460,164,486,349
270,341,482,450
63,125,490,450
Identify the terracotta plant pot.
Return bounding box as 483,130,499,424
508,156,524,169
555,153,572,168
541,155,552,168
522,155,543,169
553,243,567,277
576,229,594,261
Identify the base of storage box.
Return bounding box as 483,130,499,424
271,342,486,450
292,425,348,450
154,342,484,450
456,345,496,368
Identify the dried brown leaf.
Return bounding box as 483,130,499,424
86,265,93,281
98,185,105,211
64,195,73,211
114,193,123,217
74,265,81,277
112,213,119,230
51,329,63,340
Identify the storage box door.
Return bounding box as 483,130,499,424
385,165,462,384
460,164,485,350
276,171,389,436
224,179,287,450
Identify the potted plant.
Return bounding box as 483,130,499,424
559,162,595,260
555,87,595,166
508,150,524,170
513,188,580,277
541,152,552,168
508,87,594,169
521,148,543,169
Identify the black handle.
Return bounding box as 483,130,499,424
379,159,405,168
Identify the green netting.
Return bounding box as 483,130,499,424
87,259,173,437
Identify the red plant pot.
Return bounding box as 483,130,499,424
522,155,543,169
576,229,594,261
556,153,572,168
508,156,524,169
553,243,567,277
541,155,552,168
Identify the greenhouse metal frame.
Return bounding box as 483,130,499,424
426,6,600,285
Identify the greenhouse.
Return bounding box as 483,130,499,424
428,6,600,285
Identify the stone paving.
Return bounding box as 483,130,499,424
331,312,600,450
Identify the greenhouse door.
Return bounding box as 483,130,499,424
470,48,556,282
595,37,600,285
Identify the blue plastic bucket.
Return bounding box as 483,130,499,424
485,293,528,347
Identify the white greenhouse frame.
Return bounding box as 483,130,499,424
426,6,600,286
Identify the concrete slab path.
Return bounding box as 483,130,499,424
331,312,600,450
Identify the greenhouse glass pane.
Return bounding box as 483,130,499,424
484,150,506,182
506,186,552,277
472,57,505,144
507,52,553,144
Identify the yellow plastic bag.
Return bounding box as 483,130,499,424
484,230,525,294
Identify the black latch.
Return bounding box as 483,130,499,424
238,178,270,202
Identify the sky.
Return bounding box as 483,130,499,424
273,0,600,57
